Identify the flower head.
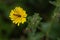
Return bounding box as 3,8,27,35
9,7,27,26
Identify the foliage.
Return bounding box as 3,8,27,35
0,0,60,40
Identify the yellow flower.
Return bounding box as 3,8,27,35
9,7,27,26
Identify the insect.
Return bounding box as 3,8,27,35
13,14,21,17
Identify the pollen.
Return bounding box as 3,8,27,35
9,7,27,26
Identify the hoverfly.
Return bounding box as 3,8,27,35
13,14,21,17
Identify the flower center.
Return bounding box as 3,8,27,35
13,14,21,17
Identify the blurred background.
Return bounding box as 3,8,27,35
0,0,60,40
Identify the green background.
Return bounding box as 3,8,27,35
0,0,60,40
